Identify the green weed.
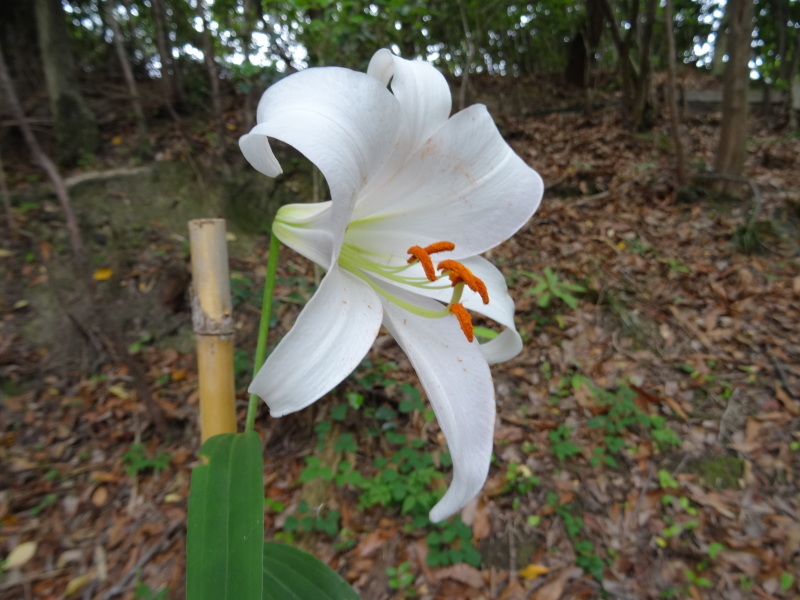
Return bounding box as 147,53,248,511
548,425,582,461
122,444,171,478
521,267,586,310
426,517,481,568
545,494,604,581
134,581,169,600
283,499,341,537
386,561,415,598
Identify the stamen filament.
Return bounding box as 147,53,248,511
340,262,450,319
341,244,431,286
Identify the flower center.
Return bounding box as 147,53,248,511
338,239,488,342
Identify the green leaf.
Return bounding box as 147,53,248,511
263,542,360,599
331,404,348,421
473,326,499,340
538,291,551,307
187,432,264,600
779,572,795,592
707,542,724,559
334,433,357,453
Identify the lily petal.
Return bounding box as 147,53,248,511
478,328,522,365
456,257,523,363
367,49,452,156
349,103,543,261
240,67,401,261
272,201,334,268
249,268,383,416
381,292,495,522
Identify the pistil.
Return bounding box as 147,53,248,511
437,260,489,304
403,241,489,343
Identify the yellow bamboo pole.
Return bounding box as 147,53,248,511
189,218,237,441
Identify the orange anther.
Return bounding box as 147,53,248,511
449,303,474,342
423,241,455,255
472,278,489,305
406,245,436,281
438,260,489,304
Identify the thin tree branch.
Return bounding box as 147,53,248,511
0,43,168,437
0,152,17,232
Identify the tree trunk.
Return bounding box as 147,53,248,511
241,0,257,128
630,0,657,129
711,18,727,76
600,0,646,127
150,0,183,107
457,0,475,111
714,0,755,179
195,0,226,157
104,0,151,157
664,0,687,186
786,28,800,130
34,0,98,166
565,33,588,87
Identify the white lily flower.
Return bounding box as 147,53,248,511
240,49,543,522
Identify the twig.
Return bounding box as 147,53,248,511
261,16,299,73
0,151,17,232
64,166,151,189
624,461,655,537
0,569,67,591
101,521,184,599
66,310,106,355
694,172,763,223
718,388,744,445
571,177,641,207
769,352,798,400
543,170,574,190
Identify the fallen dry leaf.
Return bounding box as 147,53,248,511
471,500,491,541
530,567,579,600
519,563,550,580
3,540,37,569
65,571,94,596
434,563,484,588
498,577,527,600
91,486,108,507
92,268,113,281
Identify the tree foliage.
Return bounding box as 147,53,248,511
1,0,798,149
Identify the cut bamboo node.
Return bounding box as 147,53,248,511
189,219,234,336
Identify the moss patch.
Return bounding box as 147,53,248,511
685,456,744,490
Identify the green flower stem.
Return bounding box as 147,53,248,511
245,230,281,433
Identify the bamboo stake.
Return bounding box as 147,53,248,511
189,219,237,441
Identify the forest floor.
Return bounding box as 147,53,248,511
1,76,799,600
